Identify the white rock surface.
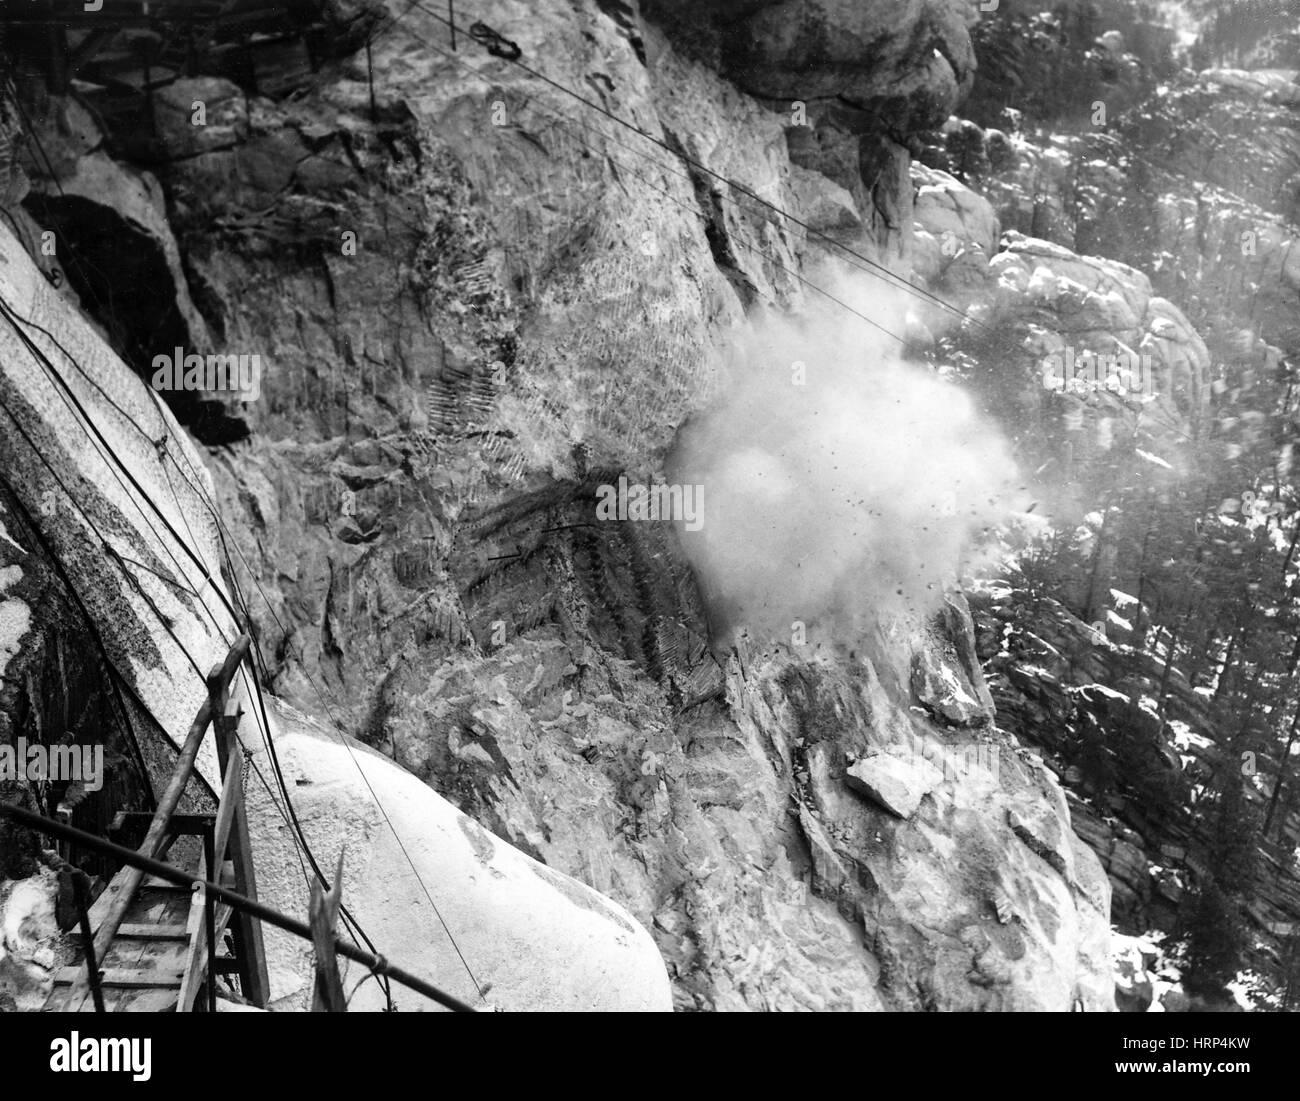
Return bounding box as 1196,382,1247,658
0,869,61,1011
0,218,234,790
240,694,673,1011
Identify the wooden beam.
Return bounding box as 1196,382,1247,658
118,923,190,939
208,664,270,1008
176,878,208,1012
211,740,244,868
141,861,231,891
56,967,186,988
69,868,105,1013
112,811,217,838
142,877,205,891
310,850,347,1012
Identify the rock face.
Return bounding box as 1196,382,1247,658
0,212,670,1012
645,0,978,130
0,0,1118,1011
370,592,1112,1010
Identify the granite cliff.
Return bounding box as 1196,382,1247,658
0,0,1139,1011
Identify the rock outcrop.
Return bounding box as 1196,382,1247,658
642,0,979,132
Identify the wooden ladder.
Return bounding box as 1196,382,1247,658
43,636,270,1012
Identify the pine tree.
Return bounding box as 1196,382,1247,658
1184,717,1263,996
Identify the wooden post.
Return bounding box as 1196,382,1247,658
207,657,270,1008
177,868,210,1012
70,869,105,1013
309,850,347,1012
202,823,216,1013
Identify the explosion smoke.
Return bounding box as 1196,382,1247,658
668,277,1022,644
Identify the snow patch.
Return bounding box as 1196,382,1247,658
1168,720,1211,751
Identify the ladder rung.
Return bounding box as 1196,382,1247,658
116,923,190,940
143,862,233,891
55,967,185,989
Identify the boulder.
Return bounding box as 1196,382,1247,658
0,868,61,1011
911,596,996,727
912,163,1000,257
846,752,943,818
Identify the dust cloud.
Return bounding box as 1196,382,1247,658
668,277,1022,644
